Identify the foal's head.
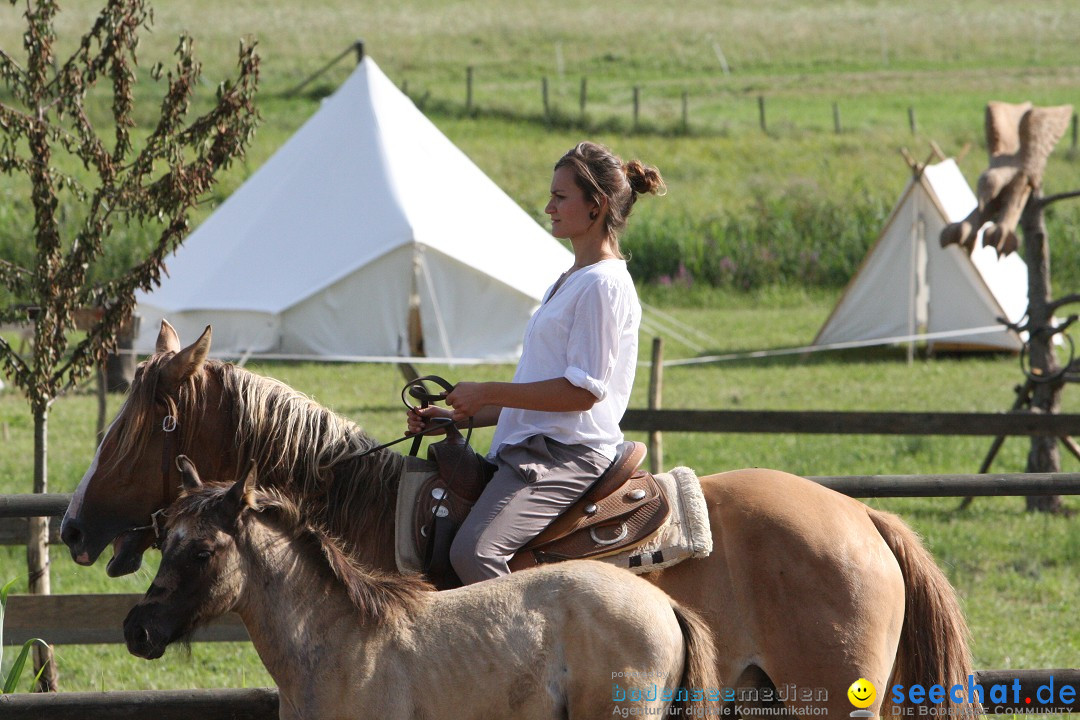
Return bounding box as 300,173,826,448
124,456,430,660
124,456,257,659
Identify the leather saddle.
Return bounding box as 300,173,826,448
412,432,670,588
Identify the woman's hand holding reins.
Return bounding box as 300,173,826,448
445,381,489,423
406,405,454,436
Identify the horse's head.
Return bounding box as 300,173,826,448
125,456,254,659
61,319,225,577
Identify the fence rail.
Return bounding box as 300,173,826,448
620,409,1080,436
4,593,247,646
0,687,278,720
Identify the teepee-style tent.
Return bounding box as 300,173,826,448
133,56,572,361
812,159,1028,353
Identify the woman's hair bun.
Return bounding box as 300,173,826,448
624,160,667,196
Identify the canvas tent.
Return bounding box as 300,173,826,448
133,56,572,361
812,159,1028,353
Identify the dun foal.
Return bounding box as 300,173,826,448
125,457,720,720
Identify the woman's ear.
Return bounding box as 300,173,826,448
592,197,608,221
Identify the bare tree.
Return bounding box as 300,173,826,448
0,0,259,689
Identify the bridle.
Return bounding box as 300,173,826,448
124,411,180,546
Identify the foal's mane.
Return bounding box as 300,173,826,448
117,354,405,558
175,484,431,624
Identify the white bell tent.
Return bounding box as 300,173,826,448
133,56,572,361
813,159,1028,353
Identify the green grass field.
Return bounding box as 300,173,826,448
1,0,1080,704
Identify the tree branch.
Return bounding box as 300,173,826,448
0,48,29,101
1038,189,1080,208
0,258,34,296
0,335,31,388
1047,294,1080,315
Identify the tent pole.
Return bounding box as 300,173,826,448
287,39,366,97
907,193,918,364
417,247,454,358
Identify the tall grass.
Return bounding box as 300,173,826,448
624,192,891,290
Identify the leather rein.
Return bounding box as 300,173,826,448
355,375,474,458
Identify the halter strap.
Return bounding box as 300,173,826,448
124,413,178,543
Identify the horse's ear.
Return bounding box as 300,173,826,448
156,319,181,355
175,455,202,490
159,325,212,393
226,459,258,514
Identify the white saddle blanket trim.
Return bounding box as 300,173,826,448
394,460,713,576
601,466,713,575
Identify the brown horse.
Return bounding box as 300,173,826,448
63,321,980,717
125,457,721,720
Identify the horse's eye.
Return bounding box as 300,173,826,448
192,548,213,563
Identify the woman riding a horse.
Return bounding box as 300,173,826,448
408,141,665,585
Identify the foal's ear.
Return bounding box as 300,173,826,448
225,460,259,515
156,319,182,355
159,325,212,393
175,455,202,490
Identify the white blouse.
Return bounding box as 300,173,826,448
488,259,641,461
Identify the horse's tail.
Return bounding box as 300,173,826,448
671,602,722,718
867,508,983,719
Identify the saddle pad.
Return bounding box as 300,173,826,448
598,466,713,574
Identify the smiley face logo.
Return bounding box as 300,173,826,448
847,678,876,709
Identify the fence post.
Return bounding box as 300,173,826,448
579,77,587,120
908,106,917,135
633,86,640,130
648,337,664,474
1070,112,1078,159
466,66,474,113
542,77,550,118
758,95,767,133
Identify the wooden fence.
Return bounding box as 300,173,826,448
3,408,1080,715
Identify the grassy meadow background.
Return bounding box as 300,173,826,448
1,0,1080,698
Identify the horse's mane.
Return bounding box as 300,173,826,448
111,356,403,560
213,361,405,557
172,484,431,625
109,354,405,561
